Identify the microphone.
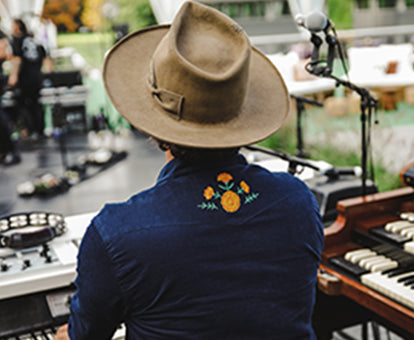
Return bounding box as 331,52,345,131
297,11,336,76
322,166,363,180
306,11,331,32
294,13,305,28
296,11,331,33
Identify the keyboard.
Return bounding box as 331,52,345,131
332,244,414,310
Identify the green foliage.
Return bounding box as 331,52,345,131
260,122,403,193
135,1,157,29
327,0,353,30
57,32,112,68
378,0,397,8
113,0,156,32
373,163,403,193
258,123,297,155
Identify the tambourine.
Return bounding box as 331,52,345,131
0,212,66,249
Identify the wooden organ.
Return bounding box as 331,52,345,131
314,186,414,338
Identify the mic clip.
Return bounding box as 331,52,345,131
305,60,328,76
306,33,326,75
307,31,337,77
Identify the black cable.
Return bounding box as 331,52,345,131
331,26,349,79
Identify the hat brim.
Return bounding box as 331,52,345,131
103,25,290,148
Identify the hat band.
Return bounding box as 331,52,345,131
147,62,184,120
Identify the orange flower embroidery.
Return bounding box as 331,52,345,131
240,180,250,194
204,186,214,200
220,190,241,213
217,173,233,183
198,172,259,213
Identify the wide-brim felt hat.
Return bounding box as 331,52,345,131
103,1,289,148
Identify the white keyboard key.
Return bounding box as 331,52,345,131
404,241,414,255
371,261,398,272
384,220,403,231
361,270,414,310
349,251,377,264
400,226,414,237
344,249,375,262
404,230,414,240
387,220,413,233
344,248,372,258
400,212,414,222
360,256,387,270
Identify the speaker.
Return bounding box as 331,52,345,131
52,105,87,132
305,176,378,226
42,71,83,88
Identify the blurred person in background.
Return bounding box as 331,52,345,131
0,28,20,165
8,18,53,140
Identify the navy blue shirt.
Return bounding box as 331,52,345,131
69,154,324,339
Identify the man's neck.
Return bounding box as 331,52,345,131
165,150,174,163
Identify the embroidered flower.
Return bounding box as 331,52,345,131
220,190,241,213
217,173,233,183
203,186,214,200
198,172,259,213
240,180,250,194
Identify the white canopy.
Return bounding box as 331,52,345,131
149,0,192,24
288,0,325,17
0,0,45,33
0,0,57,51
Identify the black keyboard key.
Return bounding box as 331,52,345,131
372,243,395,254
386,250,408,260
403,277,414,286
330,256,370,277
370,227,412,246
397,274,414,283
387,266,414,278
397,258,414,267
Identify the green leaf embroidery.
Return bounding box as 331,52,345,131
213,191,221,199
245,192,259,204
218,182,234,191
197,202,219,210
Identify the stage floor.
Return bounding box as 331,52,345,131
0,130,165,218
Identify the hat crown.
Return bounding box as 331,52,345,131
149,2,251,123
103,1,289,149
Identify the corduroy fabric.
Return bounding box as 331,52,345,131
68,155,324,339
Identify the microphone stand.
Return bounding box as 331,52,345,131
306,30,378,196
306,33,326,76
328,74,377,196
51,93,69,175
290,94,323,158
244,144,320,175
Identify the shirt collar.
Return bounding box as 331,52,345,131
156,153,248,183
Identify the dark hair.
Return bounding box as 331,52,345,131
153,138,240,165
13,18,28,36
